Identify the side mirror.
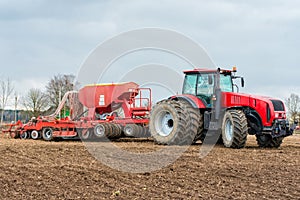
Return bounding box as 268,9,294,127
241,77,245,87
208,75,213,85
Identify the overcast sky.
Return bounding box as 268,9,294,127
0,0,299,105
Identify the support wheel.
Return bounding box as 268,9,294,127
78,129,92,141
256,134,283,148
10,132,19,139
42,128,54,141
31,130,40,140
137,126,150,138
150,100,200,145
20,132,30,140
110,124,122,139
124,124,138,137
94,124,107,138
222,110,248,148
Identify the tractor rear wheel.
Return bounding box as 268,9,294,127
42,128,54,141
150,100,200,145
256,134,283,148
221,110,248,148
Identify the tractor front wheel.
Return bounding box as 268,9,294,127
256,134,283,148
221,110,248,148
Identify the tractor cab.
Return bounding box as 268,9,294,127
182,67,243,107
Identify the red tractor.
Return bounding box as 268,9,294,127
149,67,297,148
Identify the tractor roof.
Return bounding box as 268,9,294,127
184,68,236,74
184,68,217,73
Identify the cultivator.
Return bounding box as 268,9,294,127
4,82,152,141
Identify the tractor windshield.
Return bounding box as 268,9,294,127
183,73,233,105
220,74,233,92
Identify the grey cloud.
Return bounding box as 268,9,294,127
0,0,299,99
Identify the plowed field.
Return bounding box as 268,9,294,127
0,134,299,199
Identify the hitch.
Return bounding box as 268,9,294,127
272,120,297,138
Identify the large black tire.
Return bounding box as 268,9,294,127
149,99,200,145
193,113,204,143
256,134,283,148
221,110,248,148
42,128,54,141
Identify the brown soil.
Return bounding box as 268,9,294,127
0,134,299,200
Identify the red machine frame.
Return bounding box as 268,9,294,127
4,82,152,141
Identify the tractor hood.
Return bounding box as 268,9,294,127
248,94,278,102
223,92,286,113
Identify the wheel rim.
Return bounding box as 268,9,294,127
124,124,134,137
21,132,28,139
224,119,233,141
95,125,105,137
155,111,174,137
31,130,39,139
125,127,133,136
45,129,52,139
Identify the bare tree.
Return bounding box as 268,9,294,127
0,78,14,124
46,74,75,111
23,88,49,118
14,92,19,122
286,93,300,121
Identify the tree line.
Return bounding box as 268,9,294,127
0,74,75,124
